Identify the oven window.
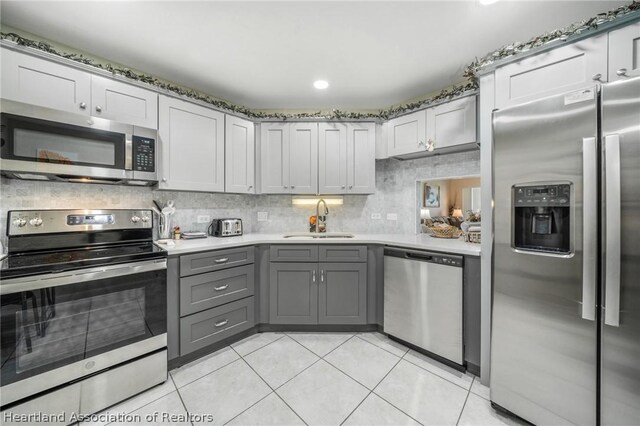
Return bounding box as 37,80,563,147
14,129,116,166
0,269,166,387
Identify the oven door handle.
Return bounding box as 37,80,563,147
0,259,167,295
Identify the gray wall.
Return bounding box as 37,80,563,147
0,150,479,243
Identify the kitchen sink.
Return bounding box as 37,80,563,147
283,232,355,239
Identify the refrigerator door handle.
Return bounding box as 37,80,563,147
581,137,597,321
604,134,621,327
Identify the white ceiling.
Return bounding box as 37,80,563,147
0,1,629,110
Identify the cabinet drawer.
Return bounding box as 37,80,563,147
180,265,255,316
270,245,318,262
180,297,255,356
319,245,367,262
180,246,254,277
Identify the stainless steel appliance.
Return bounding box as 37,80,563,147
209,218,243,237
491,76,640,425
0,100,158,185
0,209,168,422
384,247,463,365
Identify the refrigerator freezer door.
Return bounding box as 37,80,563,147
491,89,598,425
601,76,640,426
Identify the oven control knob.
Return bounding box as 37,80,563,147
13,218,27,227
141,216,150,223
131,216,141,223
29,218,43,227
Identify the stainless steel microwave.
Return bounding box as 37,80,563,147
0,100,158,185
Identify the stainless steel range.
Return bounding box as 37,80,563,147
0,209,168,422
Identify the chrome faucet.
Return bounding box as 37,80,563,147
315,199,329,233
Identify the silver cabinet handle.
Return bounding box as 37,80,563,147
616,68,627,77
283,185,288,189
248,185,253,191
321,269,324,283
341,185,346,189
291,185,295,189
79,102,87,109
581,137,597,321
214,258,229,264
417,140,424,146
349,185,353,189
592,73,602,81
604,134,621,327
215,320,229,328
95,105,102,113
162,178,167,182
312,270,316,282
214,284,229,291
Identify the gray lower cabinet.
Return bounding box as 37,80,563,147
269,263,318,324
319,262,367,324
180,297,255,356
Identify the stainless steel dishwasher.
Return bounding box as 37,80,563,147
384,247,463,364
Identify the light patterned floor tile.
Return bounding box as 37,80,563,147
243,335,319,388
108,391,190,426
231,332,284,357
458,393,528,426
277,360,369,426
325,336,400,389
374,360,468,425
403,349,474,390
343,393,420,426
178,359,271,425
286,332,353,357
227,393,305,426
357,332,410,357
170,346,239,388
470,376,491,400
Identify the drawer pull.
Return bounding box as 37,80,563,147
214,284,229,291
214,258,229,264
215,319,229,328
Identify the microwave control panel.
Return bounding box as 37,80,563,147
133,136,155,172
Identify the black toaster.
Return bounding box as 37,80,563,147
208,218,243,237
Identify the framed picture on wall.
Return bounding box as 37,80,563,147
423,184,440,208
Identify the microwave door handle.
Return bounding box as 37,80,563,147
125,134,133,170
604,134,621,327
581,137,597,321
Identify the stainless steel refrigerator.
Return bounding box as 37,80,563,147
491,76,640,426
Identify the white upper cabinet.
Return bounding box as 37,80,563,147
426,95,476,150
495,33,607,108
346,122,375,194
260,123,290,194
608,21,640,81
289,123,318,194
319,123,348,194
225,115,255,194
91,75,158,129
386,110,426,157
158,95,224,192
1,48,91,115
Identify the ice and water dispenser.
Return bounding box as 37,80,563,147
512,183,572,254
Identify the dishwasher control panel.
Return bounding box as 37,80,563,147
384,247,463,267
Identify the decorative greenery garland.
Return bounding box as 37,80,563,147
1,1,638,120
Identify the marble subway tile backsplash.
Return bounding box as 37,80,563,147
0,150,479,244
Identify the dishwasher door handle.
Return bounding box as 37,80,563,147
405,252,433,262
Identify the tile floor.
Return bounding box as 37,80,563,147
86,332,526,426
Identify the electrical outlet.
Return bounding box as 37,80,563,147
371,213,382,220
257,211,268,222
197,215,211,224
386,213,398,221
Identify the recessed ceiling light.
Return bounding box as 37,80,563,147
479,0,499,4
313,80,329,90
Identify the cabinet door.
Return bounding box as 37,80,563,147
608,21,640,81
347,122,375,194
386,110,426,156
318,262,367,324
319,123,347,194
91,75,158,128
269,263,318,324
495,33,607,108
289,123,318,194
225,115,255,194
260,123,290,194
1,48,91,115
426,96,476,150
158,95,224,192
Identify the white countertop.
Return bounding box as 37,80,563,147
157,233,481,257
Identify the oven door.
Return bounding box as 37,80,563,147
0,259,167,406
0,100,134,181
